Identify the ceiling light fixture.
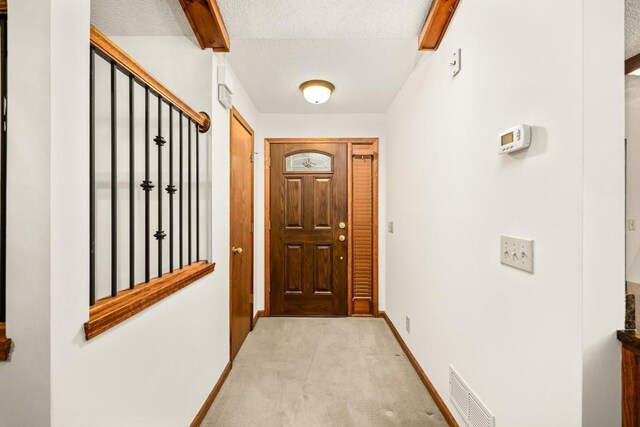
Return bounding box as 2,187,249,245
299,80,335,105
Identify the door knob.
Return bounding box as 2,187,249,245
339,235,346,242
232,246,243,254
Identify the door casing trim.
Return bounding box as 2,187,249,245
229,107,255,361
264,138,379,317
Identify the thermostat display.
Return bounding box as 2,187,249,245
499,124,531,154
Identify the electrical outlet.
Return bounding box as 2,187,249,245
629,219,637,231
405,316,410,333
388,222,394,233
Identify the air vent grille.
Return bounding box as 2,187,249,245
449,366,495,427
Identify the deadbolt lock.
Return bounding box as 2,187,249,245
339,222,346,229
339,235,346,242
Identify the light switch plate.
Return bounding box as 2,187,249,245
388,222,394,233
500,235,534,273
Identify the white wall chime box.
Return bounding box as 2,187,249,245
498,124,531,154
217,65,233,109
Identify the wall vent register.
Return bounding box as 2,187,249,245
450,366,495,427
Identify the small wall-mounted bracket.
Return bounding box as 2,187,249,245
450,48,461,76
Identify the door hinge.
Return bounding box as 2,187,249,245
250,152,254,163
268,220,271,230
268,157,271,168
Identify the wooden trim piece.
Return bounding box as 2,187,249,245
264,138,379,318
381,311,459,427
0,322,12,361
264,140,271,316
418,0,461,51
266,138,378,145
622,344,640,427
229,107,255,359
84,262,215,340
90,25,210,132
347,143,353,316
179,0,230,53
252,310,264,330
190,361,232,427
626,53,640,75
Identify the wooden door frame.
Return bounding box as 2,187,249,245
264,137,379,317
229,107,255,361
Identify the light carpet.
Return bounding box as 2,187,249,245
202,317,447,427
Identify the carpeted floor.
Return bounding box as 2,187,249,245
202,317,447,427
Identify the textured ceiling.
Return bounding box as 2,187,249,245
227,38,422,114
217,0,430,39
220,0,432,113
628,0,640,59
91,0,433,113
91,0,193,37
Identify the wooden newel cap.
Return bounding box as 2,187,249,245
198,112,211,133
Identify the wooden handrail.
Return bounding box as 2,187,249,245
90,25,210,133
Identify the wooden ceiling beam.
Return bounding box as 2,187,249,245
418,0,460,51
626,53,640,75
179,0,230,52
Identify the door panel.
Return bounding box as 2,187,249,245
313,178,332,229
230,109,254,360
285,178,303,228
284,244,304,293
270,143,347,316
313,244,332,294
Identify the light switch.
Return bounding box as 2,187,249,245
388,222,394,233
629,219,637,231
500,235,534,274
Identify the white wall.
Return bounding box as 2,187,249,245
581,0,625,424
0,4,258,421
0,1,54,425
254,114,386,314
626,76,640,283
47,33,258,426
384,0,623,425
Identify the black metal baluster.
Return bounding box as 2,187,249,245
167,106,175,273
110,63,117,298
188,119,192,265
154,97,166,277
141,87,153,283
179,112,184,269
129,76,135,289
89,47,96,306
195,126,199,262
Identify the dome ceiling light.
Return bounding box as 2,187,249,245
299,80,335,105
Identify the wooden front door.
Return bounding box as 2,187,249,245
230,108,254,360
270,143,348,316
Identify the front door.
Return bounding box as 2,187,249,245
270,143,348,316
230,108,254,360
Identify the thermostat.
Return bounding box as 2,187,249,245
499,124,531,154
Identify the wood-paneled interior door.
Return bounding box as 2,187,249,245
270,143,348,316
229,108,254,360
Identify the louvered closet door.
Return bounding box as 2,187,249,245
352,154,374,315
270,143,348,316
